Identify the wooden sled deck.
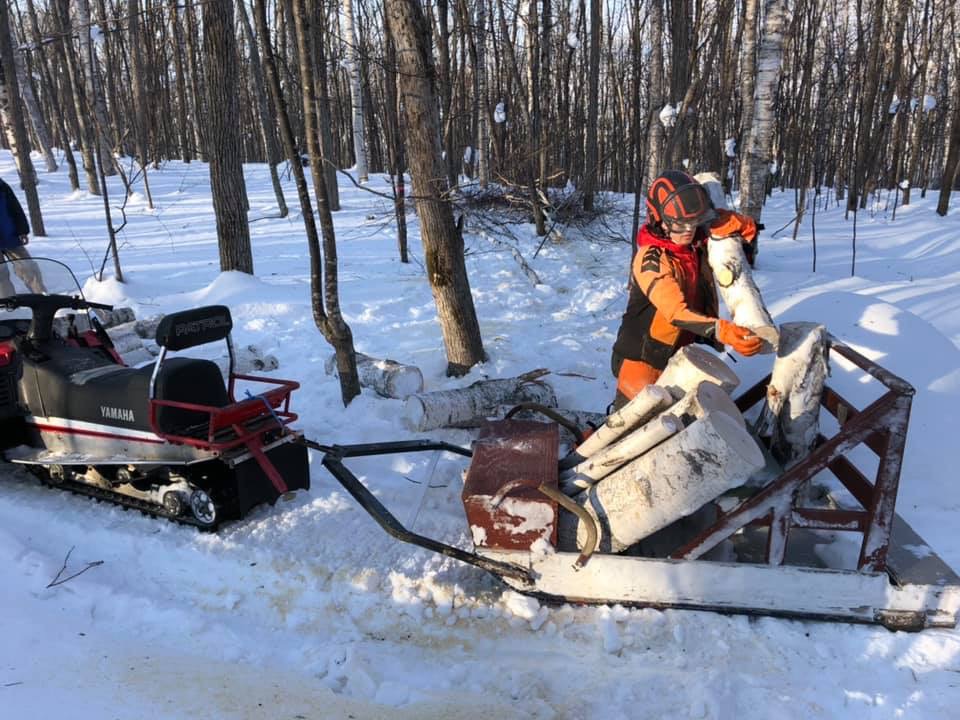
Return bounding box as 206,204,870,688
320,335,960,630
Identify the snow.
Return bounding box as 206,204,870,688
3,152,960,717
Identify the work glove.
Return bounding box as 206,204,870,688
709,209,757,244
715,319,763,357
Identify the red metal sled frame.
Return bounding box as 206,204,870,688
148,373,299,451
672,334,912,572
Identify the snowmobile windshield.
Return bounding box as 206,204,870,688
0,257,84,301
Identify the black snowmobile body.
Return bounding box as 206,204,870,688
0,258,309,528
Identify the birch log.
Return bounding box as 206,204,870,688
756,322,830,466
325,352,424,399
559,411,765,553
559,384,673,469
559,413,682,493
668,380,746,429
695,172,778,351
402,372,557,432
656,345,741,400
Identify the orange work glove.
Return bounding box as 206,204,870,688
715,319,763,357
709,209,757,244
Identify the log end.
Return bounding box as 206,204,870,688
705,410,765,476
387,367,425,398
401,396,427,432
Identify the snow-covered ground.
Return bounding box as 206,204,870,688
3,152,960,719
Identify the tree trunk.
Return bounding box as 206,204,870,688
386,0,486,376
24,0,77,187
7,25,56,172
475,0,490,187
313,4,340,210
936,72,960,217
127,0,154,208
738,0,787,221
184,0,206,160
343,0,368,182
0,2,44,235
237,0,287,217
292,0,361,403
202,0,253,274
582,0,601,211
736,0,759,198
167,0,192,161
55,0,99,194
74,0,114,177
382,5,408,262
644,0,665,206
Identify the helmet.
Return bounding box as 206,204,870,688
646,170,716,232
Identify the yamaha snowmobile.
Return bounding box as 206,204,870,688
0,257,308,528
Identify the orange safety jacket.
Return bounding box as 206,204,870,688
612,224,721,372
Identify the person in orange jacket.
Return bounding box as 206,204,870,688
610,170,762,410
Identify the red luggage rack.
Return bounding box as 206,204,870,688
148,373,299,451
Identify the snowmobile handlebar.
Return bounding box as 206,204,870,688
0,293,114,341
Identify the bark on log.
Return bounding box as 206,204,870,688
756,322,830,466
695,172,778,351
324,351,424,399
655,345,740,400
559,413,682,494
667,380,746,429
559,384,673,470
559,411,764,553
402,371,557,432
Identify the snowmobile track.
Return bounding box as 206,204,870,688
39,475,217,530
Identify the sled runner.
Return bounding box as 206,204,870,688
317,337,960,630
0,258,309,528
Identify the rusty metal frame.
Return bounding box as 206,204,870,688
670,334,914,573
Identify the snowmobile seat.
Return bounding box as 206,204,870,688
32,352,229,435
150,357,231,435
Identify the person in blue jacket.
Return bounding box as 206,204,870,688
0,177,45,296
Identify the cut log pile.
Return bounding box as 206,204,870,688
555,345,765,553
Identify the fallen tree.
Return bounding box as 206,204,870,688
402,369,556,432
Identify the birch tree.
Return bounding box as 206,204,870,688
7,24,56,173
344,0,368,182
738,0,787,223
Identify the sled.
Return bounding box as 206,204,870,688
0,258,309,528
316,337,960,630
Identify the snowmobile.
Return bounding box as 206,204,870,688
314,338,960,631
0,257,309,528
